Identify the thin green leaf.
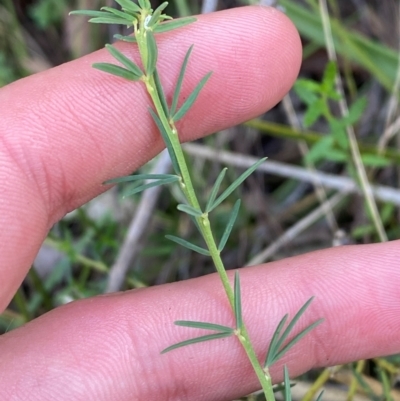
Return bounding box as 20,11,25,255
273,297,315,354
146,31,158,76
148,1,169,27
161,332,232,354
148,108,180,175
100,7,134,21
272,382,296,393
211,158,267,211
114,34,137,43
264,314,288,367
173,72,212,122
234,271,242,329
165,235,210,256
88,16,133,25
104,174,178,185
272,319,323,364
205,167,227,213
175,320,233,333
115,0,141,13
283,366,292,401
177,204,203,217
153,17,196,33
69,10,113,18
315,391,324,401
218,199,241,252
138,0,151,9
170,45,193,117
153,68,169,117
93,63,141,81
124,177,178,197
105,44,143,78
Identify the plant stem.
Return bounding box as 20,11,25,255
133,13,276,399
143,67,275,401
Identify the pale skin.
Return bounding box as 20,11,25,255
0,6,399,401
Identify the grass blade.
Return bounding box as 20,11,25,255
146,31,158,76
124,177,178,197
105,44,143,78
170,45,193,116
234,271,242,329
175,320,233,333
218,199,241,252
93,63,141,81
153,17,196,33
114,34,137,43
205,167,227,213
264,314,288,367
115,0,141,13
172,72,212,122
104,174,178,185
272,319,324,365
315,391,324,401
177,204,203,217
148,108,180,175
161,332,233,354
153,68,169,117
211,157,267,211
165,235,210,256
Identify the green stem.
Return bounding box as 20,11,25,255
135,17,276,400
144,67,275,401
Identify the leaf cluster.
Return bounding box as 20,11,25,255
294,61,390,167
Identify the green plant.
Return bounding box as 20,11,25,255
71,1,323,399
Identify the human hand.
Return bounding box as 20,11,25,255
0,6,399,401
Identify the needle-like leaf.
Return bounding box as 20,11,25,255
177,204,203,217
114,34,137,43
210,158,267,211
153,68,169,117
173,72,212,122
175,321,233,333
69,10,113,18
170,45,193,117
218,199,241,252
88,16,133,25
264,297,323,368
153,17,196,33
161,332,233,354
123,177,178,197
234,271,242,329
272,319,323,364
205,167,227,213
104,174,178,185
105,44,143,78
264,314,288,367
165,235,210,256
93,63,141,81
315,390,325,401
148,1,169,28
146,31,158,76
115,0,141,13
148,108,180,175
283,366,292,401
100,6,133,20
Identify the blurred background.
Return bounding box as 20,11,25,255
1,0,400,399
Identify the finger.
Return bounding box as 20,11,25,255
0,241,399,401
0,6,301,311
